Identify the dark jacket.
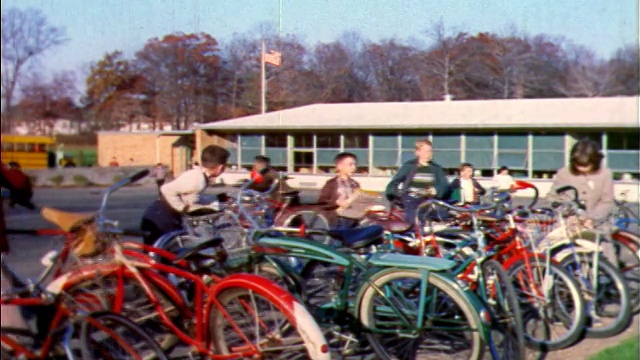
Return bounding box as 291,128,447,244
318,176,361,210
448,177,486,204
247,168,279,193
385,159,449,201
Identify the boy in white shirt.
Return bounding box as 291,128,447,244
140,145,230,245
492,166,514,191
448,162,486,205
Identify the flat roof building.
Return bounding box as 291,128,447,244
196,96,639,178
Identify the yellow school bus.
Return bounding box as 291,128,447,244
1,134,55,169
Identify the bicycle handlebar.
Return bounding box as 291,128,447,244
97,169,149,230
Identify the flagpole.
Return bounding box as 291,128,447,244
261,39,266,114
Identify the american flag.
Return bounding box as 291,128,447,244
263,50,282,66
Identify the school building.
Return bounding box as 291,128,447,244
194,96,639,181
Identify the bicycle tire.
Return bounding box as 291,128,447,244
80,311,168,360
63,269,184,355
208,285,330,359
359,269,485,360
560,254,632,338
481,259,526,360
610,230,640,314
507,259,586,351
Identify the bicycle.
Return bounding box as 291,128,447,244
1,252,167,360
152,179,493,358
39,170,331,359
406,197,526,360
542,185,632,338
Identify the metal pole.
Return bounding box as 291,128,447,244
261,39,266,114
278,0,283,35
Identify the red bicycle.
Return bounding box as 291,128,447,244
34,170,330,359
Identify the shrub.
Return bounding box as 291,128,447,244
72,174,91,186
49,174,64,187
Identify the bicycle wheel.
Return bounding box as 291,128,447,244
480,259,525,360
208,285,330,359
507,259,586,351
610,230,640,314
80,311,168,360
561,254,632,338
64,270,183,355
359,269,485,360
282,210,331,245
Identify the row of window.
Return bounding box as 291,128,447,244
235,132,640,151
221,131,640,175
1,142,50,153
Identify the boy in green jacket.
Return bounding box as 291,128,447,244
385,139,449,224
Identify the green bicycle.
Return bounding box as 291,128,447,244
232,230,493,360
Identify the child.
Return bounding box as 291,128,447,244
449,162,486,205
385,139,449,224
140,145,230,245
492,166,514,191
247,155,278,193
318,152,361,228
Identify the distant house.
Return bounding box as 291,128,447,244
14,117,87,135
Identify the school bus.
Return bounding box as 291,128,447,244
1,134,56,169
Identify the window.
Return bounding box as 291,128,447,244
373,134,399,168
293,151,314,173
465,134,494,170
316,134,340,148
343,149,369,167
265,148,286,167
532,134,565,171
317,149,341,166
293,133,313,148
239,134,262,165
1,142,13,152
497,133,527,170
608,152,639,173
344,134,368,148
14,143,26,152
265,133,287,147
608,132,640,150
240,134,262,148
401,134,429,149
432,133,461,169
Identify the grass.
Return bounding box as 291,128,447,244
590,336,639,360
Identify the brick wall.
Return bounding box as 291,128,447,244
98,133,191,175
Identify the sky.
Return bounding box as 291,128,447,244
1,0,638,80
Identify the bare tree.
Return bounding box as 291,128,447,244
423,21,469,100
1,7,66,132
555,44,618,97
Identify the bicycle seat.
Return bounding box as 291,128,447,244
173,237,226,263
328,225,385,250
41,207,95,232
186,208,220,217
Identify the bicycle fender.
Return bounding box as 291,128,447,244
612,230,640,254
205,273,330,360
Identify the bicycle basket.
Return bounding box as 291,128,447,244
183,212,248,255
515,211,555,249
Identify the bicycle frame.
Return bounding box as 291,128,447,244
76,241,318,359
250,233,491,343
